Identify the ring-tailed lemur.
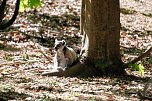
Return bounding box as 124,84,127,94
53,39,77,71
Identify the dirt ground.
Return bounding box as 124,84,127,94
0,0,152,100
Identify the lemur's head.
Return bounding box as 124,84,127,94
54,39,66,51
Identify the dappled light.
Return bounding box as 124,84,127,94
0,0,151,100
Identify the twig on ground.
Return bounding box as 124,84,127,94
124,47,152,68
30,43,52,63
131,47,152,64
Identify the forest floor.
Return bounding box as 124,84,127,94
0,0,152,100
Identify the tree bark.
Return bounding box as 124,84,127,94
81,0,123,74
87,0,120,60
80,0,85,35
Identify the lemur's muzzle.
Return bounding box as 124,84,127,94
54,47,59,50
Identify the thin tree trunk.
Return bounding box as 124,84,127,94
80,0,84,35
0,0,7,23
0,0,20,30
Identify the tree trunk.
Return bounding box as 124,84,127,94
81,0,124,74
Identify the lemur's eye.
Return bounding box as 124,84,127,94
57,44,61,47
62,41,65,45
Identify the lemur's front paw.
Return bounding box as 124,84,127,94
57,67,65,72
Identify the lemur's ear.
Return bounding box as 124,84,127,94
55,39,58,42
62,40,66,45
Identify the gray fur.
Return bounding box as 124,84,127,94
53,39,77,71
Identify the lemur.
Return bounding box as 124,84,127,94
53,39,77,71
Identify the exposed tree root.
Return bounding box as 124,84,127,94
131,47,152,64
42,63,100,77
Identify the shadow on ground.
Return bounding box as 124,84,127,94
0,91,31,101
